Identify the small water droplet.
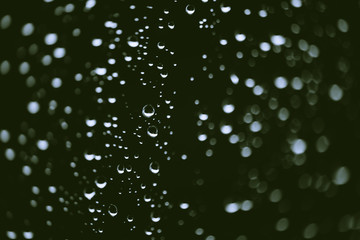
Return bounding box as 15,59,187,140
142,104,155,118
147,125,158,138
108,204,118,217
149,161,160,174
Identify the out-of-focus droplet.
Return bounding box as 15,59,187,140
274,76,288,89
142,104,155,118
1,15,12,30
271,35,286,46
333,166,350,185
37,140,49,151
316,136,330,153
303,223,318,239
22,23,35,36
225,202,241,213
44,33,58,45
329,84,343,101
291,139,307,154
0,129,10,143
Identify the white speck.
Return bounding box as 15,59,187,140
44,33,58,45
27,101,40,114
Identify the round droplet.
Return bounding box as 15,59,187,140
0,129,10,143
185,4,195,15
44,33,58,45
149,161,160,174
37,140,49,151
95,176,107,189
127,36,139,47
329,84,343,101
150,211,161,222
291,139,307,155
22,23,35,36
333,166,350,185
117,164,124,174
147,125,158,138
108,204,118,217
142,104,155,118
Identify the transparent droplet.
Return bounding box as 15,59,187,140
223,103,235,114
149,161,160,174
147,125,158,138
329,84,343,101
274,76,288,89
303,223,318,239
271,35,286,46
291,139,307,155
0,129,10,143
22,23,35,36
185,4,195,15
127,36,139,47
117,164,124,174
333,166,350,185
44,33,58,45
225,202,241,213
150,211,161,222
37,140,49,151
316,136,330,153
84,188,96,200
276,218,289,231
220,3,231,13
95,176,107,189
108,204,118,217
142,104,155,118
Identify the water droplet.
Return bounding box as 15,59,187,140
95,67,107,75
329,84,343,101
53,47,66,58
1,15,12,30
37,140,49,151
333,166,350,185
95,176,107,189
180,203,189,209
85,118,97,127
303,223,318,239
149,161,160,174
0,129,10,143
51,77,62,88
276,218,289,231
92,38,102,47
270,35,286,46
223,103,235,114
291,139,307,154
147,125,158,138
220,124,233,134
220,3,231,13
225,202,241,213
117,164,124,174
108,204,118,217
142,104,155,118
291,0,302,8
44,33,58,45
316,136,330,153
22,23,34,36
127,36,139,47
185,4,195,15
84,188,96,200
150,211,161,222
274,76,288,89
